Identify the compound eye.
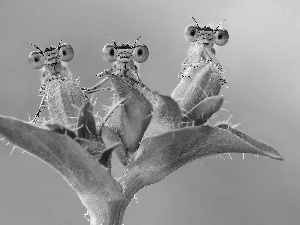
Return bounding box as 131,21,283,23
28,51,44,69
59,43,74,62
184,25,199,42
213,29,229,46
132,45,149,63
102,44,117,63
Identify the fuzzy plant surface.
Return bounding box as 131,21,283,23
0,26,284,225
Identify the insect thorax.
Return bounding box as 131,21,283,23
112,59,139,82
41,62,70,83
187,43,215,64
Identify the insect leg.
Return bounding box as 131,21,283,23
130,68,141,82
96,68,113,79
84,77,110,94
31,95,47,123
98,98,127,133
83,86,112,94
38,83,47,95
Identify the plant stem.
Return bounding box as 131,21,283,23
108,168,146,225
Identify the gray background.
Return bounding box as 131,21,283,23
0,0,299,224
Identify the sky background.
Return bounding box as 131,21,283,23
0,0,300,224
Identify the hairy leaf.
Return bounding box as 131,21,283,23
127,125,283,186
107,73,153,156
183,95,224,126
143,93,181,137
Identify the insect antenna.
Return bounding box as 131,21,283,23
107,35,118,47
29,43,44,55
191,15,200,29
133,35,142,48
215,19,227,30
57,37,64,50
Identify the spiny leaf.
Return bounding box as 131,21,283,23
107,73,153,156
0,115,122,198
47,78,86,129
0,115,127,225
102,125,128,166
143,93,181,137
77,101,97,139
46,123,77,139
127,125,283,186
172,62,222,112
98,143,123,168
76,101,118,169
75,138,106,159
180,62,222,112
172,61,208,100
183,95,224,126
218,123,284,160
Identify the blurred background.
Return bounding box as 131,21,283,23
0,0,299,224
